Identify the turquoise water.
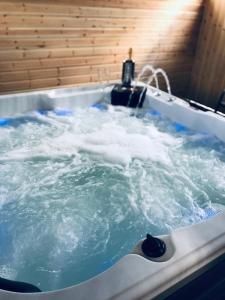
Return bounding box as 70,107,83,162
0,105,225,291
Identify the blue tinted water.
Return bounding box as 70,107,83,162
0,105,224,291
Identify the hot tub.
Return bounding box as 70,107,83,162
0,83,225,299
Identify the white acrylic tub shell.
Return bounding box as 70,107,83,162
0,83,225,300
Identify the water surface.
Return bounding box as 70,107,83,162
0,105,224,291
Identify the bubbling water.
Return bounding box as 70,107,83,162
0,105,225,291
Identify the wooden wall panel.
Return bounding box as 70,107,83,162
0,0,204,95
190,0,225,108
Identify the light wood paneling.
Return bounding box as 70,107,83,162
190,0,225,107
0,0,204,95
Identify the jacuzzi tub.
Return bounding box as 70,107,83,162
0,83,225,299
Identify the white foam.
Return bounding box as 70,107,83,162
55,216,80,253
1,110,181,167
0,265,17,280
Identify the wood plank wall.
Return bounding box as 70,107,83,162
190,0,225,108
0,0,204,95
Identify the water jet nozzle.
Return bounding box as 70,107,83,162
141,234,166,258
